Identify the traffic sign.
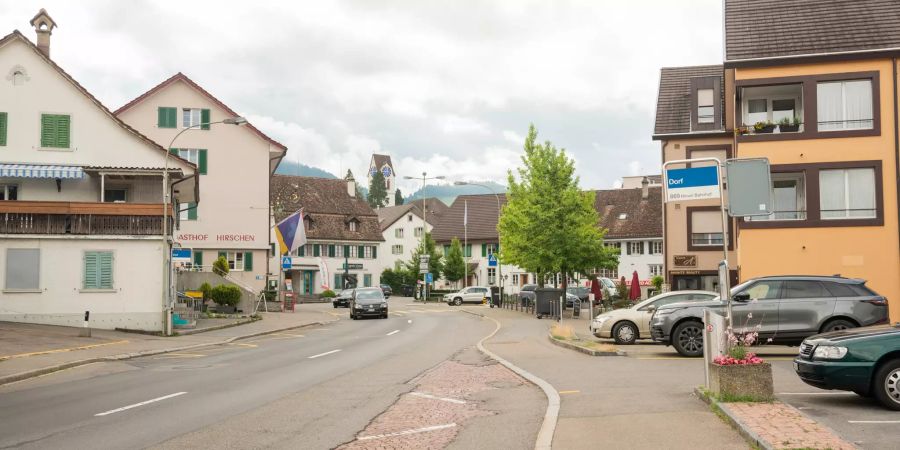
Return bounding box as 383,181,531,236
665,165,720,202
725,158,773,217
172,248,191,262
488,253,498,267
281,256,292,270
425,273,433,283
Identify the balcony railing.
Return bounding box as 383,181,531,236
0,201,172,236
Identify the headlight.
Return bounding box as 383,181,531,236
813,345,848,360
381,303,388,308
593,316,611,325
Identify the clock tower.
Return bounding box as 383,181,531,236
368,154,397,207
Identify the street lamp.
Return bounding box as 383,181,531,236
454,181,503,301
162,116,247,335
404,172,445,302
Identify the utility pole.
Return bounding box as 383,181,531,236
404,172,445,302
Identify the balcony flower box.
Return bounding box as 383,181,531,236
779,124,800,133
708,361,774,401
752,122,776,134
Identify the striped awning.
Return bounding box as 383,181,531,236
0,164,84,179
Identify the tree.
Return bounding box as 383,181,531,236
405,232,443,285
213,256,229,276
442,237,466,288
498,124,618,300
368,171,389,208
394,189,404,205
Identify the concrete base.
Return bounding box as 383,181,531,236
708,362,774,401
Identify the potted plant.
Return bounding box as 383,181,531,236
778,115,801,133
210,284,242,314
708,316,774,401
753,120,776,134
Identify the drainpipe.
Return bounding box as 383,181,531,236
893,58,900,266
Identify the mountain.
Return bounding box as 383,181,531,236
275,160,338,179
406,182,507,205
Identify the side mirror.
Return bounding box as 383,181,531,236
733,292,750,302
647,305,657,312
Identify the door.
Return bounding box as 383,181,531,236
673,275,700,291
732,280,782,336
302,271,315,295
778,280,833,338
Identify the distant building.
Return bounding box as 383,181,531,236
367,154,397,207
621,175,661,189
374,198,448,278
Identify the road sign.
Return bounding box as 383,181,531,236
342,263,363,270
172,248,191,262
425,273,433,283
420,255,430,263
665,165,720,202
725,158,773,217
281,256,292,270
487,254,498,267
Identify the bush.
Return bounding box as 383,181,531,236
321,289,336,298
213,256,229,276
651,276,664,292
616,276,629,300
199,282,212,301
210,284,242,307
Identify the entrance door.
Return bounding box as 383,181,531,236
673,275,700,291
302,271,315,295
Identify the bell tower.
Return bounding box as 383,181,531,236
30,9,57,58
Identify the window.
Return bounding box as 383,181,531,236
0,112,7,146
175,148,207,175
697,88,714,123
649,241,663,255
226,252,244,271
818,80,873,131
750,173,806,221
783,281,828,299
626,241,644,255
40,114,70,148
598,268,618,279
618,213,627,220
743,281,782,300
349,221,358,232
179,203,197,221
363,274,372,287
0,184,18,200
395,228,404,238
741,84,803,130
392,245,403,255
487,267,497,285
649,264,663,277
335,245,344,258
414,227,424,237
690,210,723,246
407,214,413,222
512,274,519,284
823,282,857,297
464,244,472,258
157,107,177,128
649,294,691,309
104,188,127,203
183,108,201,128
820,168,876,219
349,246,357,258
485,243,498,256
5,249,39,290
83,251,113,290
364,246,373,259
605,242,621,253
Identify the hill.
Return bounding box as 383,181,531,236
406,182,507,205
275,160,338,179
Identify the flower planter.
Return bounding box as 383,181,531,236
708,362,774,401
778,124,800,133
753,125,776,134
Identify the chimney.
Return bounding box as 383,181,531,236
344,170,356,198
641,176,649,200
30,9,57,58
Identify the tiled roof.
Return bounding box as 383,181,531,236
377,197,449,231
654,65,725,136
725,0,900,62
431,194,506,243
371,154,393,170
271,175,383,242
594,187,662,239
114,72,287,151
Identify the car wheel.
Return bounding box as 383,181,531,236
821,319,857,333
673,320,704,357
612,322,638,345
454,297,463,306
873,359,900,411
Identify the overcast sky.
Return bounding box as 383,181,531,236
2,1,723,193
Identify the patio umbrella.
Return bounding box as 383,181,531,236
590,278,602,304
629,271,641,301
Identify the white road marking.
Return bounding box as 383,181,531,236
407,319,412,324
386,330,400,336
409,392,466,404
777,392,855,395
357,423,457,441
849,420,900,424
307,349,341,359
95,392,187,417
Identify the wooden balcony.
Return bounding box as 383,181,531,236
0,201,173,236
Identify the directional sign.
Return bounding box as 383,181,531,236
172,248,191,262
425,273,433,283
281,256,292,270
342,263,364,270
665,165,720,202
487,253,498,267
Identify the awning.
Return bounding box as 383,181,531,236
0,164,84,179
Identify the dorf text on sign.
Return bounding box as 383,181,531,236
665,165,720,202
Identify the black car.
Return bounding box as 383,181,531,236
350,287,389,319
333,289,353,308
380,284,393,298
401,284,414,297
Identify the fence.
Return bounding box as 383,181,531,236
0,212,168,235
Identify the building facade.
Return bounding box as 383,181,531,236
0,20,197,331
374,198,448,277
116,73,286,295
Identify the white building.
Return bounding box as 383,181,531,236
373,198,448,277
367,154,398,207
0,17,198,331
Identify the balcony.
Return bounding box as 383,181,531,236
0,201,173,236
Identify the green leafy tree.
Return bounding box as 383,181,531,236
405,232,443,285
213,256,229,276
394,189,404,205
210,284,242,307
498,124,618,297
368,171,389,208
442,238,466,288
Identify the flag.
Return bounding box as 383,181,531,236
274,208,307,256
318,257,330,290
464,200,468,226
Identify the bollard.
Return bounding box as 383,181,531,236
79,310,91,337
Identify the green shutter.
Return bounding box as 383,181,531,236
358,246,365,259
193,250,203,266
158,107,176,128
244,252,253,271
313,245,320,257
343,245,350,256
200,109,210,130
299,245,305,257
372,246,377,259
157,107,166,128
168,108,178,128
198,149,208,175
481,244,486,257
56,115,70,148
40,114,55,147
187,203,197,220
169,148,179,155
328,244,336,257
98,252,113,289
83,252,98,289
84,252,112,289
0,112,7,146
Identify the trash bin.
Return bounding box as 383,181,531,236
535,288,563,319
489,286,501,308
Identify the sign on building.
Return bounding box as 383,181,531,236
282,256,292,270
172,248,191,263
725,158,773,217
664,165,720,202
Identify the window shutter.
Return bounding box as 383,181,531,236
198,149,208,174
328,245,335,257
56,115,70,148
98,252,113,289
193,250,203,266
187,203,197,220
244,252,253,271
640,242,645,254
372,246,377,259
313,245,320,257
157,107,166,128
200,109,210,130
40,114,56,148
626,243,632,255
358,246,365,259
444,245,450,254
83,252,98,289
0,112,7,146
343,245,350,256
481,244,486,257
299,245,305,256
169,148,179,156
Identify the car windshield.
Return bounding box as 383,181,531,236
339,289,352,296
355,289,384,303
601,279,616,289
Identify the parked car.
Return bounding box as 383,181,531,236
379,284,393,298
591,290,717,344
333,289,354,308
567,286,590,303
650,275,888,357
350,287,388,319
517,284,538,306
599,277,619,301
564,292,582,307
401,284,414,297
445,286,490,306
794,323,900,410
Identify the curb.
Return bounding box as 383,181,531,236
694,387,773,450
546,334,624,356
173,317,260,336
0,317,338,387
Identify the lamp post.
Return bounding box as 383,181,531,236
162,116,247,335
404,172,445,302
454,181,503,301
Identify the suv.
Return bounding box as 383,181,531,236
517,284,538,306
650,275,888,357
379,284,392,298
445,286,490,306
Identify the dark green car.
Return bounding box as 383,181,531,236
794,323,900,410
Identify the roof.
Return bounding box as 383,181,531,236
371,154,393,170
114,72,287,151
725,0,900,63
653,65,725,136
431,194,506,243
0,31,196,173
594,187,663,240
271,175,383,242
377,197,449,231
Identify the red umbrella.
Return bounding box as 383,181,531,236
590,278,602,304
629,271,641,301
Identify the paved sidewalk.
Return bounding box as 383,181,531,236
0,306,337,385
722,401,856,450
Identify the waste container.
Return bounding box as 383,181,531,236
489,286,501,308
535,288,563,319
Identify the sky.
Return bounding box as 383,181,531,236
1,1,724,193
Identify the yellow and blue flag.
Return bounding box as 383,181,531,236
274,208,307,255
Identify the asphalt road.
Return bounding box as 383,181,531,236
0,299,506,450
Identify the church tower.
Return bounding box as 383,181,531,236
368,154,397,207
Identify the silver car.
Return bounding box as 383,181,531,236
445,286,490,306
650,275,888,357
590,290,717,344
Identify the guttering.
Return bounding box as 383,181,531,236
893,57,900,256
725,47,900,69
651,130,731,141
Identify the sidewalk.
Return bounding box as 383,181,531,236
0,306,337,386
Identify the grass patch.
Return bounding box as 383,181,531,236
550,323,575,340
549,324,618,353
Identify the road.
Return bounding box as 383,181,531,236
0,299,541,450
